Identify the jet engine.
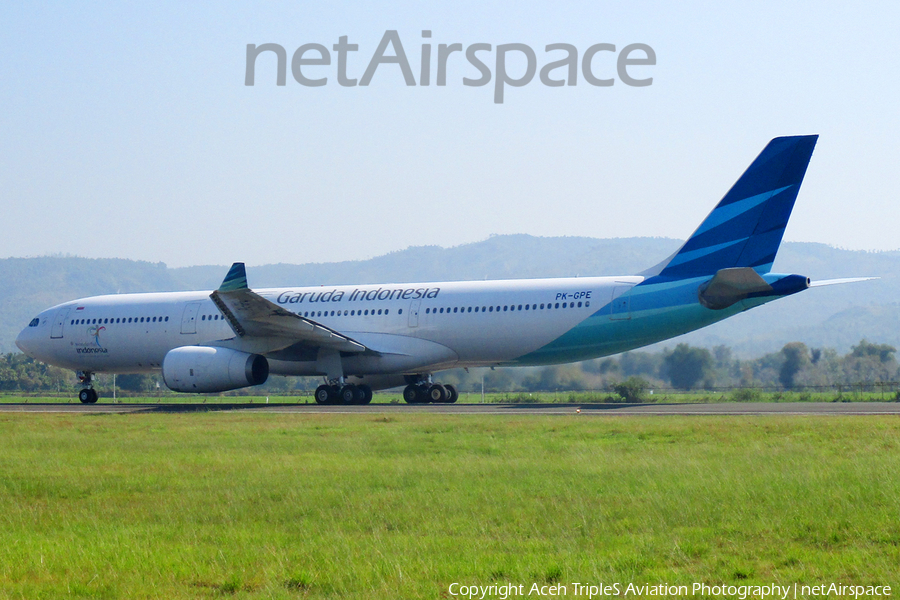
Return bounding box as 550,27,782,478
162,346,268,393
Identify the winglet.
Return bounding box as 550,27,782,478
218,262,249,292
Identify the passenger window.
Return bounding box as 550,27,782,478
398,309,403,314
153,317,157,322
540,304,545,309
585,301,590,307
385,309,390,315
562,303,567,308
555,303,560,309
165,316,169,321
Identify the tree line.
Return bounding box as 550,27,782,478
0,339,897,397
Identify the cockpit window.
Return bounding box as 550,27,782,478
28,318,40,327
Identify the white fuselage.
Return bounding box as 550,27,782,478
16,276,642,378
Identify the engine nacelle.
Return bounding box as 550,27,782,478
162,346,268,393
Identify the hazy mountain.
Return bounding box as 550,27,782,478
2,237,896,357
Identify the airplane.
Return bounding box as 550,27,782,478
15,135,869,404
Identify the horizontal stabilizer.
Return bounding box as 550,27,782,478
809,277,879,287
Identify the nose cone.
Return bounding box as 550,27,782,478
15,326,31,355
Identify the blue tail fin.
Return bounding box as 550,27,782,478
647,135,818,279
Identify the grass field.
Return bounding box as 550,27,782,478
0,414,898,599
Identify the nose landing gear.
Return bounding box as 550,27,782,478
76,371,98,404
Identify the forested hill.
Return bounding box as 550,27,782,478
1,236,897,356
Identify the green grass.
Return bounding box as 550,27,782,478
0,415,898,598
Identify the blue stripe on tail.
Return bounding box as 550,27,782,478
651,135,818,280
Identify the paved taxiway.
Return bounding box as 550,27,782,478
1,402,899,415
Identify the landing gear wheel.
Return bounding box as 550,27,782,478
340,385,358,405
314,385,332,405
403,385,420,404
428,384,447,403
359,385,373,404
443,384,459,404
78,389,98,404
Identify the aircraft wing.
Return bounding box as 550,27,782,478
209,263,368,354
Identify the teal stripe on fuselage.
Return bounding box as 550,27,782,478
507,276,774,366
507,303,743,366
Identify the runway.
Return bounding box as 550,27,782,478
1,402,899,415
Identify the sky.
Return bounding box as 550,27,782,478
1,1,898,268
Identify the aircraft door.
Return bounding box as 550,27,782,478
408,299,421,327
609,285,634,321
180,301,202,334
50,308,70,339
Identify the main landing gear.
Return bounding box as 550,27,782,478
402,382,459,404
314,383,373,405
77,371,98,404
